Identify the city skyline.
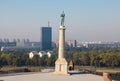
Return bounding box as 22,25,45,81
0,0,120,42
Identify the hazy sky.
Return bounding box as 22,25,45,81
0,0,120,42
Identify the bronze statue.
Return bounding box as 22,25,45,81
60,11,65,26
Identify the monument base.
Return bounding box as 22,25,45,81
54,58,69,75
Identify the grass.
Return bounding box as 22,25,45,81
74,66,120,73
0,66,44,73
96,67,120,73
1,65,120,74
27,66,44,72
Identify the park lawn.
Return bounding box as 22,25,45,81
96,67,120,73
0,66,44,73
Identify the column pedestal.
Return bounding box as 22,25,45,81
54,58,68,75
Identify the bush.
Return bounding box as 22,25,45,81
110,72,120,80
10,68,31,73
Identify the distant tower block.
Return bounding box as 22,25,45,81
41,27,52,50
54,11,68,75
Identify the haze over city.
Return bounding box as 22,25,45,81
0,0,120,42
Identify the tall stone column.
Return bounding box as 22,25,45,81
58,26,65,59
54,11,68,75
54,25,68,75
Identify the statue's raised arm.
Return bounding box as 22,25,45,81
60,11,65,26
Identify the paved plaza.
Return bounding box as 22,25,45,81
0,72,104,81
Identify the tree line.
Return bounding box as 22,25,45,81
65,47,120,67
0,53,56,67
0,47,120,68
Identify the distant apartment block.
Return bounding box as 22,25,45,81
0,38,41,51
54,40,77,48
0,39,16,48
79,41,120,48
66,40,77,48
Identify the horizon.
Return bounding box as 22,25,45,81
0,0,120,42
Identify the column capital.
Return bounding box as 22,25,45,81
59,26,66,30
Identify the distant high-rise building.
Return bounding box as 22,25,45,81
0,39,2,42
41,27,52,50
4,38,9,42
26,39,30,43
67,40,77,48
17,39,20,42
13,39,17,42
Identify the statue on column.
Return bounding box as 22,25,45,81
60,11,65,26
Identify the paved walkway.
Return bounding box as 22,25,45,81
0,72,104,81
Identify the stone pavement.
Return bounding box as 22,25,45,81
0,72,104,81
